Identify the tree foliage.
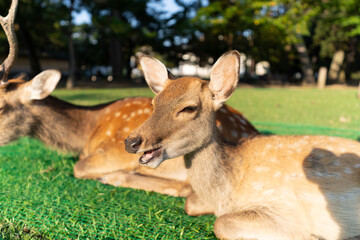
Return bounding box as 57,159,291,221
0,0,359,84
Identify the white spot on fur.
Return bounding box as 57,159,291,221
137,109,143,115
231,130,238,138
275,143,283,149
125,102,131,107
332,160,340,166
291,173,302,179
115,112,121,117
106,130,112,136
220,108,227,113
234,115,243,122
218,125,223,131
264,144,272,150
312,172,324,177
269,157,277,163
130,112,136,118
325,189,360,202
133,100,141,104
251,182,263,191
354,164,360,168
344,168,353,174
123,127,130,132
122,114,128,119
300,192,319,201
263,189,274,196
255,166,270,172
144,108,151,114
339,148,347,152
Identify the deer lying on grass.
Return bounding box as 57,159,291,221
0,0,258,197
1,73,258,197
125,50,360,239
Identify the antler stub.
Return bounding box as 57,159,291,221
0,0,19,84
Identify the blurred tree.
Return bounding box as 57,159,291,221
311,0,360,83
0,0,68,77
1,0,359,86
190,0,299,81
146,0,204,67
260,0,319,85
81,0,160,82
65,0,77,88
270,0,360,84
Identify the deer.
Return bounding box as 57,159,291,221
2,73,258,197
125,50,360,239
0,1,258,197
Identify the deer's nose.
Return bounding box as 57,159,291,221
125,136,143,153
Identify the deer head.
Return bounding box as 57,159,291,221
0,0,19,84
0,70,61,145
125,51,240,168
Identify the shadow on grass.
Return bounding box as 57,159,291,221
259,130,274,136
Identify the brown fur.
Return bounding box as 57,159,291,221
127,51,360,239
1,72,258,197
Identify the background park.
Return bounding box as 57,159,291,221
0,0,360,239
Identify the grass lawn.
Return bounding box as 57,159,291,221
1,86,360,239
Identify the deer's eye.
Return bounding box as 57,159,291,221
177,106,197,116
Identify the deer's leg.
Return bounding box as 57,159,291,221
214,209,310,240
74,148,138,179
185,192,214,216
98,171,192,197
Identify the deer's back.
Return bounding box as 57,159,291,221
227,135,360,239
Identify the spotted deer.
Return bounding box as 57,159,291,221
125,50,360,239
2,74,258,197
0,3,258,197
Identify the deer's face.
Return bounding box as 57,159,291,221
0,70,60,146
126,77,215,168
125,51,240,168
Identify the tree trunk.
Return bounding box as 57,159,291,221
328,50,345,83
66,0,76,89
295,34,315,85
109,37,123,81
109,9,123,82
317,66,327,89
18,23,41,77
125,39,135,82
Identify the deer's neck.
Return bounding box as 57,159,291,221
30,96,111,153
185,130,233,214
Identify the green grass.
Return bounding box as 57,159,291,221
1,86,360,239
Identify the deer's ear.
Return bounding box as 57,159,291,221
209,50,240,110
139,55,169,94
23,70,61,102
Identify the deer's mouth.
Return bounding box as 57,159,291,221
139,147,162,165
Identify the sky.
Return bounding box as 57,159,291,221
73,0,183,25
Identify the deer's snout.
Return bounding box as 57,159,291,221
125,136,143,153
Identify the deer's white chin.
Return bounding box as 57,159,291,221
139,147,165,168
